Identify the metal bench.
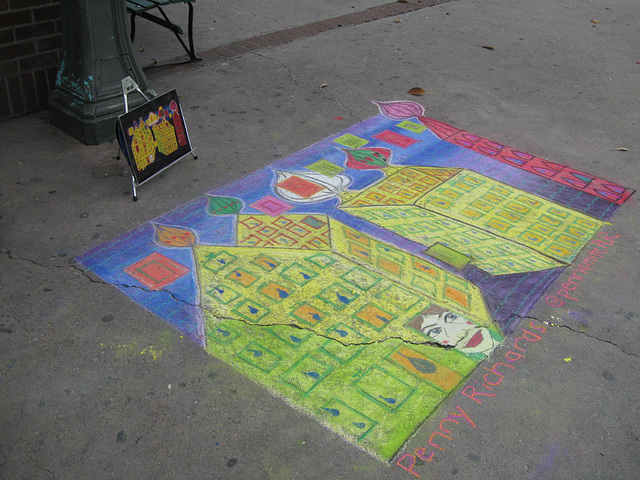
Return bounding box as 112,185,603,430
126,0,200,61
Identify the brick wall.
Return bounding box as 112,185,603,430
0,0,62,121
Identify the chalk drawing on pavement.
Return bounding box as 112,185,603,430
78,100,633,460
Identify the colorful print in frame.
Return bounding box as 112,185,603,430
116,89,193,186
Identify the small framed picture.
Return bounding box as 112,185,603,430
116,89,193,186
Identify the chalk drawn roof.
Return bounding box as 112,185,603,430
340,166,604,274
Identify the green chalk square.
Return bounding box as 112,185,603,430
515,194,542,208
397,120,427,133
319,399,378,441
411,219,441,234
226,267,260,287
288,302,327,326
266,325,313,349
375,285,421,312
425,243,471,270
547,207,571,219
232,299,270,323
409,275,438,297
333,133,369,149
257,281,292,303
375,243,406,263
280,354,333,394
352,303,397,331
206,321,242,345
450,233,473,247
280,262,318,286
353,365,415,411
300,215,327,230
250,254,280,272
463,227,494,241
305,253,336,269
202,250,237,273
306,159,345,177
205,283,241,304
395,223,426,236
375,255,404,277
236,341,282,373
522,255,549,266
340,266,382,291
317,282,359,310
325,323,370,344
319,339,365,363
563,224,590,240
441,271,471,291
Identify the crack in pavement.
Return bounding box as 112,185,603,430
202,312,452,350
251,52,365,123
2,248,196,306
84,272,454,350
6,250,638,357
2,249,451,350
1,249,76,271
523,315,640,359
217,0,281,25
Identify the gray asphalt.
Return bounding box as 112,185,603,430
2,0,640,479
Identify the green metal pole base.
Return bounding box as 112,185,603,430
48,0,154,145
48,96,125,145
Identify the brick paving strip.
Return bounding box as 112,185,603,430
146,0,451,78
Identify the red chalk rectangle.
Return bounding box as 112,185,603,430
125,252,189,290
277,175,325,198
373,130,420,148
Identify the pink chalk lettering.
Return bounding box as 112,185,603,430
547,232,618,307
461,385,496,404
451,405,476,428
396,453,421,477
482,362,516,385
439,405,477,432
597,231,620,241
428,431,452,451
528,321,546,333
505,350,526,362
415,447,435,462
513,329,542,352
545,295,565,307
590,239,611,249
556,289,578,302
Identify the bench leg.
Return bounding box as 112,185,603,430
156,5,200,62
187,2,199,61
130,13,137,42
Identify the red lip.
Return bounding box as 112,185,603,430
464,330,484,349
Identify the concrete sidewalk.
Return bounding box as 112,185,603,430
130,0,405,67
2,0,640,479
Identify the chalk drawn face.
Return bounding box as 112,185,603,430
420,311,497,355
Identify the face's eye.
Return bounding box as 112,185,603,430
426,327,442,337
444,312,458,322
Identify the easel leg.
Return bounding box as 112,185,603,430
191,151,198,160
131,175,138,201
